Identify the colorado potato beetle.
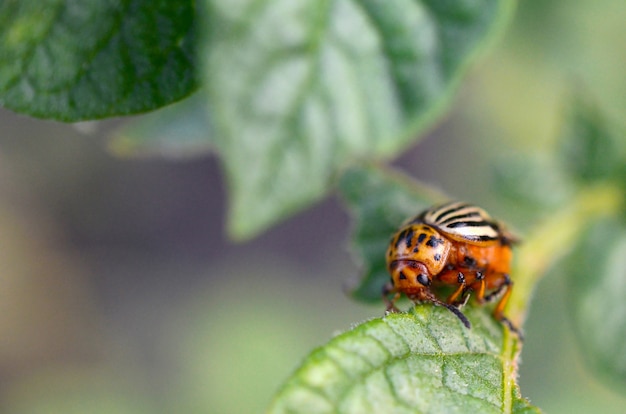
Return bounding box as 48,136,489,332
383,201,520,334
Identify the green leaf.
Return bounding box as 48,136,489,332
566,217,626,388
109,92,213,159
493,152,573,212
204,0,515,239
491,152,576,231
0,0,197,121
339,165,446,302
557,91,625,184
268,307,538,414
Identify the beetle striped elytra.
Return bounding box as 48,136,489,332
383,202,521,336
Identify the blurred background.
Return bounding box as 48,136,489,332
0,1,625,413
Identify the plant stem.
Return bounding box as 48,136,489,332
508,183,623,325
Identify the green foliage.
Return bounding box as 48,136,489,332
567,218,626,387
558,92,625,184
3,0,626,412
0,0,514,237
268,308,537,414
539,93,626,389
493,93,624,222
0,0,196,120
495,89,626,392
203,0,514,239
492,153,574,216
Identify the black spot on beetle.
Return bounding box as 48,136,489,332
426,235,444,248
417,233,427,244
457,272,465,283
395,228,415,249
399,272,408,280
434,253,442,261
395,229,409,249
476,271,484,280
404,228,414,248
413,247,419,253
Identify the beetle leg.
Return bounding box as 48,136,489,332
492,275,512,321
474,271,486,303
458,290,471,307
432,296,471,329
419,288,471,328
382,282,400,313
491,276,524,339
447,271,467,305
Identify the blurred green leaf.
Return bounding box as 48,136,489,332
204,0,514,239
109,92,213,159
566,217,626,388
0,0,197,121
339,165,445,302
268,307,537,414
493,152,573,214
558,92,624,184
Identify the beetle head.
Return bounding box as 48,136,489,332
388,259,431,294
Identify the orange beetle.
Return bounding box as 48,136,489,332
383,201,520,334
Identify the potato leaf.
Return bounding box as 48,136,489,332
204,0,514,239
0,0,196,120
557,91,625,184
268,307,537,414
